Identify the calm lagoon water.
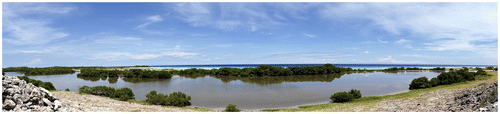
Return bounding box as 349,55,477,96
5,71,442,109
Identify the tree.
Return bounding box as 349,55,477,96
224,104,241,112
330,91,353,103
409,77,430,90
349,89,362,99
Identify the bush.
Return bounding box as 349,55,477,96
349,89,362,99
476,69,487,75
65,88,70,91
166,92,192,107
145,90,192,107
330,91,353,103
17,76,56,90
114,87,135,101
78,86,135,101
409,77,430,90
146,90,164,105
429,77,440,87
224,104,241,112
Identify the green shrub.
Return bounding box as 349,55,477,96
17,76,56,90
409,77,430,90
114,87,135,100
166,92,192,107
330,91,353,103
476,69,487,76
79,86,92,94
429,77,440,87
145,90,192,107
65,88,70,91
349,89,362,99
224,104,241,112
40,82,56,90
146,90,164,105
78,86,134,101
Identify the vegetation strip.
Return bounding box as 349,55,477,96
78,85,135,101
17,76,56,90
77,69,172,78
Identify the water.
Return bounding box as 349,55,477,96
143,64,495,70
4,71,444,109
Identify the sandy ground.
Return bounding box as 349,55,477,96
51,91,196,112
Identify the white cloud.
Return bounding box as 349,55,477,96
27,58,42,65
395,39,413,49
89,52,134,62
321,3,497,58
134,54,162,60
135,15,165,35
170,3,287,31
3,19,69,45
134,45,199,60
3,3,76,18
400,54,438,58
3,3,74,45
377,39,388,43
94,36,143,45
303,33,316,38
379,56,392,61
364,51,370,53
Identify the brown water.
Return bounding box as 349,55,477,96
4,71,442,109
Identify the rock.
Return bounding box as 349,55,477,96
2,76,63,112
21,94,30,102
42,98,52,106
3,99,16,110
5,88,14,95
53,100,61,110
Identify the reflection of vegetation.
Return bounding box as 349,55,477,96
122,77,171,83
176,74,208,79
108,77,118,84
211,73,344,85
77,75,102,82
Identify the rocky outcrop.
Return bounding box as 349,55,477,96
371,82,498,112
453,82,498,112
2,75,63,112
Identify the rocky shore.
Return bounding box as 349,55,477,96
371,82,498,112
2,75,62,112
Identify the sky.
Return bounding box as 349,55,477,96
1,2,498,67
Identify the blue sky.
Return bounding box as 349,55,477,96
2,2,498,67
